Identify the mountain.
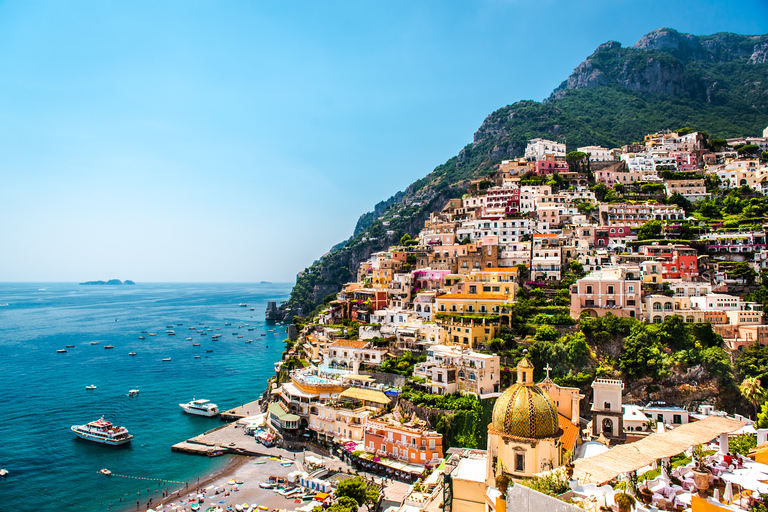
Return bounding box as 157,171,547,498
282,28,768,317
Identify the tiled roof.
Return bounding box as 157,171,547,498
559,414,580,453
331,339,369,348
436,293,508,300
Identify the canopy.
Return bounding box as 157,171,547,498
573,416,745,484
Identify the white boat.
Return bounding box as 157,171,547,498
129,352,137,356
162,358,171,362
238,303,247,307
86,385,97,390
179,399,220,417
0,468,8,477
128,389,139,396
71,417,133,445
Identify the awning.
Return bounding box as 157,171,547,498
573,416,745,485
339,387,391,405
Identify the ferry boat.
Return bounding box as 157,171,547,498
71,417,133,445
179,399,220,417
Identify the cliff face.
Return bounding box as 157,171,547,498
283,27,768,315
550,28,768,101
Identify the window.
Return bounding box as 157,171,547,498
673,414,682,424
657,414,664,422
602,418,613,435
604,402,611,410
628,285,634,293
607,285,614,294
586,285,593,294
515,453,525,472
469,285,477,294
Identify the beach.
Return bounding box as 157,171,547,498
147,455,310,512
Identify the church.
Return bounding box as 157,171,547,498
448,357,582,512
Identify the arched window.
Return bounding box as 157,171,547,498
458,370,465,378
602,418,613,436
653,316,662,324
664,303,673,311
469,373,476,381
653,303,662,311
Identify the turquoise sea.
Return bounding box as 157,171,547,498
0,282,292,512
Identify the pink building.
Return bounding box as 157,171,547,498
412,269,451,292
535,160,569,175
570,267,642,319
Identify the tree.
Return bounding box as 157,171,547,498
637,220,662,241
569,260,584,276
723,194,742,214
399,233,412,246
740,376,765,419
533,325,560,342
668,193,693,213
336,476,368,507
696,200,721,218
732,262,758,284
737,144,760,156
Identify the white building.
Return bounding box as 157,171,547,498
578,145,613,162
413,344,501,397
524,138,566,162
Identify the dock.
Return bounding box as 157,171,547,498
172,422,296,460
220,399,262,421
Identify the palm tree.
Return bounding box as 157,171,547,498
739,376,765,419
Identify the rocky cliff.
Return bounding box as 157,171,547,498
282,27,768,316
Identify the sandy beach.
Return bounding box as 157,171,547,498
146,455,309,512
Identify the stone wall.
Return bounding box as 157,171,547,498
507,485,583,512
360,370,407,388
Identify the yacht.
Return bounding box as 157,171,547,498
162,358,171,362
57,349,68,353
71,417,133,445
85,385,97,390
179,399,220,417
129,352,137,356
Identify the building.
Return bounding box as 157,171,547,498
413,344,501,396
590,378,626,442
664,179,709,203
485,358,565,479
325,339,388,373
569,266,642,319
641,402,689,426
524,138,566,162
364,416,443,467
599,202,686,226
638,244,698,279
578,145,613,162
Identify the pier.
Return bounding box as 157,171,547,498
172,422,296,459
219,399,262,421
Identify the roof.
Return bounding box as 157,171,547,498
339,387,391,405
477,267,519,273
268,402,300,422
573,416,746,484
330,339,369,348
559,414,580,453
451,456,487,483
436,293,508,300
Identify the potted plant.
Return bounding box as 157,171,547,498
639,478,654,505
615,492,636,512
691,444,711,497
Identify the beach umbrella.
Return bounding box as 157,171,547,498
724,481,734,503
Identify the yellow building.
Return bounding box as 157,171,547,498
435,293,508,315
486,358,564,481
438,316,498,349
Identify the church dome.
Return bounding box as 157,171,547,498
491,358,561,440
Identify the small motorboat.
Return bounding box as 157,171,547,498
238,303,247,307
177,323,183,326
206,350,213,353
57,349,68,353
0,468,8,477
166,325,174,328
86,385,97,390
141,330,148,333
193,343,201,346
259,482,275,489
91,341,100,345
187,338,193,341
250,307,254,311
246,340,252,343
162,358,171,362
235,504,243,512
195,356,201,359
104,345,114,349
189,327,196,330
149,333,157,336
129,352,137,356
66,344,75,348
98,468,112,475
128,389,139,396
260,334,266,336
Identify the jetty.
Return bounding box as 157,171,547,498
219,399,262,421
172,422,295,460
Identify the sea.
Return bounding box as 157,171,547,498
0,282,292,512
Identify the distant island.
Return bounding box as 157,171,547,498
79,279,135,285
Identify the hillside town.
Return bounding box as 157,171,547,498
264,127,768,512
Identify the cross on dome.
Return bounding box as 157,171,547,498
544,363,552,380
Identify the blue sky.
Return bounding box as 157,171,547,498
1,0,767,282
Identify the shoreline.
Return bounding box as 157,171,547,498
114,455,249,512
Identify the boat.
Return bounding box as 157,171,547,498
206,350,213,353
138,336,146,340
98,468,112,475
246,340,252,343
167,330,176,335
177,323,183,326
86,385,97,390
91,341,100,345
189,327,196,330
193,343,201,346
162,358,171,362
129,352,137,356
191,504,200,511
66,344,75,348
195,356,201,359
179,399,219,417
250,308,255,311
128,389,139,396
0,469,8,477
235,505,243,512
149,333,157,336
259,482,275,489
224,322,231,326
104,345,114,349
238,303,247,307
141,330,148,333
260,334,266,336
57,349,68,353
237,336,244,338
166,325,174,328
71,417,133,445
274,362,281,373
248,328,254,331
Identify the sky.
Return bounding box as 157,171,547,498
1,1,767,283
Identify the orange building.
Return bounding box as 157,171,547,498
364,417,443,467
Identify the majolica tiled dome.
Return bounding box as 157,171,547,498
491,358,561,440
